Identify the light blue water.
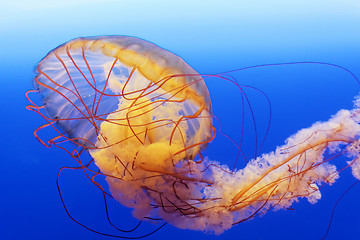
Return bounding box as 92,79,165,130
1,1,360,239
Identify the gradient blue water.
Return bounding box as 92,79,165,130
1,1,360,239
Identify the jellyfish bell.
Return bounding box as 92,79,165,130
27,35,360,236
35,36,212,148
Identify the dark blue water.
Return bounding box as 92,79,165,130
1,1,360,239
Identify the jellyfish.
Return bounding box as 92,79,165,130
26,36,360,236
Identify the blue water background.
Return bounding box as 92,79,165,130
1,1,360,239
